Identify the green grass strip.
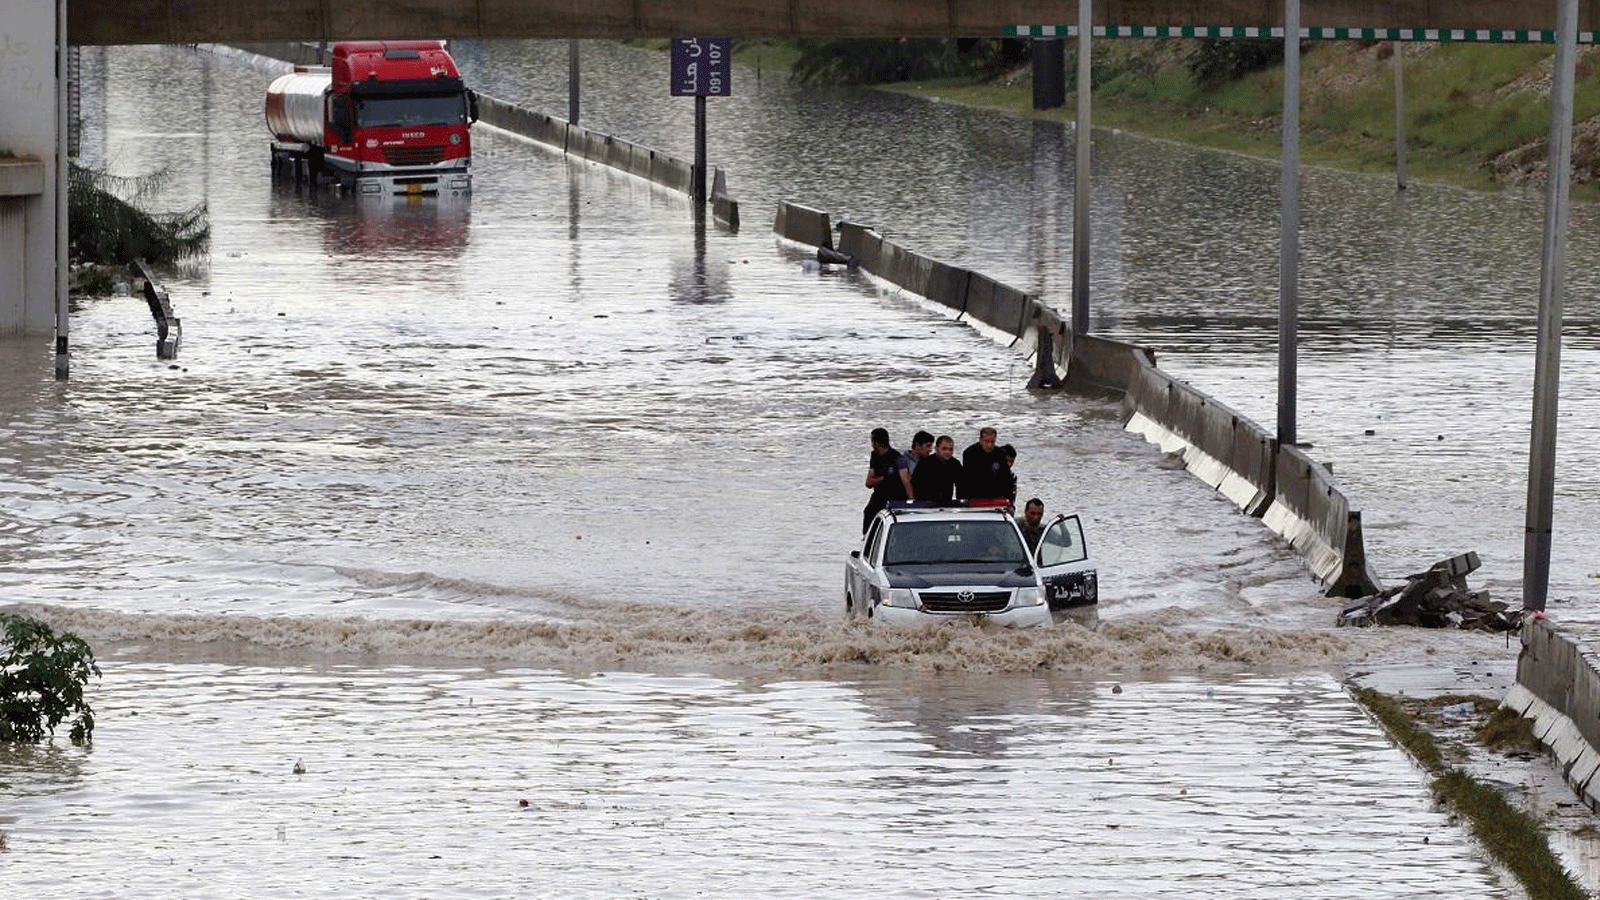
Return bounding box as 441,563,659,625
1432,771,1589,900
1350,687,1588,900
1351,686,1446,771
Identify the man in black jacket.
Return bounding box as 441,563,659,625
911,434,963,504
960,427,1010,501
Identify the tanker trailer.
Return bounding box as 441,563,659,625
265,40,477,197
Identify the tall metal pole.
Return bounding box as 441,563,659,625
1071,0,1091,336
693,94,708,221
1524,0,1578,613
1393,43,1408,191
568,39,580,124
1277,1,1301,446
54,0,69,381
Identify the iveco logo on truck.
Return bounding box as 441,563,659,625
264,40,477,198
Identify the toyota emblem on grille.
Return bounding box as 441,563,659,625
957,590,975,603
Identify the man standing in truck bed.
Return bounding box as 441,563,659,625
912,434,963,504
959,426,1010,501
862,427,909,533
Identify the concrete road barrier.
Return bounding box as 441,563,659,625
774,201,832,248
929,261,971,312
479,92,726,217
1506,619,1600,811
1068,334,1154,395
1263,445,1380,596
837,221,882,272
990,282,1032,337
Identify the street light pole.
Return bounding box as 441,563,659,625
1523,0,1578,613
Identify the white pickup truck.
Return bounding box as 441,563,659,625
845,504,1098,627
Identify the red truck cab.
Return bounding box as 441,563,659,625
267,40,476,197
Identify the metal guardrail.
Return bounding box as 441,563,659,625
131,260,181,360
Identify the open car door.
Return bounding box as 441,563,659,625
1034,513,1099,608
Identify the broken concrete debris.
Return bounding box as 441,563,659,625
1337,551,1517,631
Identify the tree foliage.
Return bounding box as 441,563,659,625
0,614,100,745
68,161,209,267
1186,38,1287,87
791,38,1030,85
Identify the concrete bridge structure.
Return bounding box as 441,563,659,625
59,1,1600,43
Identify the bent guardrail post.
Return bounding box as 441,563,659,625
131,259,181,360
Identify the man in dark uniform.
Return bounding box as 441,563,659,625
904,430,935,481
911,434,963,504
1000,444,1019,504
862,427,909,533
960,426,1010,501
1016,498,1047,550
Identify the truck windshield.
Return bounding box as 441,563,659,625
356,95,468,129
883,520,1026,566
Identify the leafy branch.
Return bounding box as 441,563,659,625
0,613,101,745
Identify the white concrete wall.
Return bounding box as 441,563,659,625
0,3,60,337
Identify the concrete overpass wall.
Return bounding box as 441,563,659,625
68,0,1600,44
0,5,59,338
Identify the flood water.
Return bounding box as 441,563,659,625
0,41,1596,896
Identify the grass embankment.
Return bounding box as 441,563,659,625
1351,687,1589,900
878,40,1600,199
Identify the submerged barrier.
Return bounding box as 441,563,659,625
778,200,1380,598
476,95,739,232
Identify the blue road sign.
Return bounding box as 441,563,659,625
671,38,731,97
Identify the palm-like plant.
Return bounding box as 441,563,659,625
68,161,209,266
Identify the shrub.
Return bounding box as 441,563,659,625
0,613,100,745
791,38,958,84
1187,38,1287,87
789,38,1027,85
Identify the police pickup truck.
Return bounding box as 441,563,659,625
845,503,1098,627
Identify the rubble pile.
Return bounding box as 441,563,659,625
1337,551,1517,631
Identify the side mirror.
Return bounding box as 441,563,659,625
850,550,860,559
467,90,480,124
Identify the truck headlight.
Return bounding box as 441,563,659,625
1015,587,1044,607
881,588,916,609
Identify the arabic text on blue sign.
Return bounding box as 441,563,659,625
671,38,731,97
